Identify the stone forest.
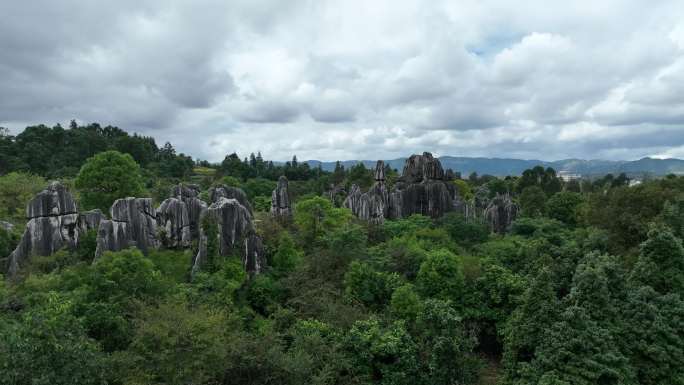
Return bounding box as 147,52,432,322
0,123,683,385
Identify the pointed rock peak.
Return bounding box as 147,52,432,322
401,152,444,183
375,160,386,181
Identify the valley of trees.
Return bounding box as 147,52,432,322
1,122,683,385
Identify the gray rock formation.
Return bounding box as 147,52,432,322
401,152,445,183
7,182,80,276
389,153,456,219
344,155,459,222
209,185,253,215
244,233,265,273
270,176,292,220
78,209,104,234
157,198,191,248
462,185,491,221
192,197,264,275
483,193,518,234
171,183,206,239
343,161,390,224
172,183,201,200
95,197,159,258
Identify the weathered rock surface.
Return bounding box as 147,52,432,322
192,197,264,275
401,152,445,183
461,185,491,221
389,153,457,219
157,198,191,248
343,161,390,223
78,209,104,234
95,197,159,258
7,182,80,276
270,176,292,220
171,183,206,239
345,155,459,222
484,193,518,234
172,183,200,200
209,185,253,215
244,233,265,273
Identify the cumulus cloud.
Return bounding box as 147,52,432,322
1,0,683,161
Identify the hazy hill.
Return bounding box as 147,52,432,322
303,156,684,177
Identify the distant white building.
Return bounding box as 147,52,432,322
558,171,581,182
629,179,642,187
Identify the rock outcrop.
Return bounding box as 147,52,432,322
78,209,104,234
157,198,191,248
209,185,253,215
192,197,264,275
483,193,518,234
270,176,292,220
344,154,459,222
7,182,80,276
389,153,457,219
95,198,159,258
343,161,389,224
171,183,206,239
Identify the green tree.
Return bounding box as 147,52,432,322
344,318,419,385
0,294,106,385
436,212,489,248
619,287,684,385
629,225,684,296
416,249,465,302
533,305,633,385
414,299,481,385
519,185,547,218
344,260,401,309
271,232,303,274
75,150,145,212
502,268,559,382
294,196,351,244
390,283,423,321
118,300,234,385
0,172,46,221
546,191,583,226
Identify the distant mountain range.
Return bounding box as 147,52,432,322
302,156,684,177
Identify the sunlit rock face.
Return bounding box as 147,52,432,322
7,182,80,277
484,193,519,234
344,161,390,224
192,197,265,276
270,176,292,220
95,197,159,258
209,185,253,216
157,197,191,248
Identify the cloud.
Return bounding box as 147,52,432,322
1,0,684,162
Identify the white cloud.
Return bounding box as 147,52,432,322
1,0,684,162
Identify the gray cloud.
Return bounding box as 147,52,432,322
1,0,684,162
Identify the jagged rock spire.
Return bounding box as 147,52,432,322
270,175,292,220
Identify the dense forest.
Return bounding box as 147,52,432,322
1,122,683,385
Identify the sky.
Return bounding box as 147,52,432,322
1,0,684,162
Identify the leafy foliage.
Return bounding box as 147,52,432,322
75,150,145,212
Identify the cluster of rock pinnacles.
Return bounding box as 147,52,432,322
5,152,517,279
342,152,518,229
